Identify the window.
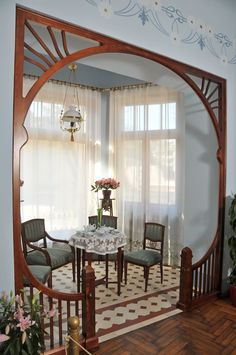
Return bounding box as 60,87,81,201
123,100,178,205
124,102,176,131
21,79,102,234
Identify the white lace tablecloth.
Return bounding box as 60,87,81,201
69,226,127,255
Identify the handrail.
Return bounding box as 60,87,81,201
192,230,219,269
177,231,220,310
22,258,98,351
22,259,83,301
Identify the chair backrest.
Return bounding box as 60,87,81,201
21,219,47,256
88,215,117,229
144,222,165,255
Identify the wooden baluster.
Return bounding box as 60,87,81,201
176,247,193,310
67,300,71,319
30,285,34,300
49,296,54,349
211,249,216,291
203,262,207,295
214,240,221,290
39,292,45,348
194,269,198,300
77,249,81,292
211,249,215,291
199,265,202,296
207,257,211,293
58,299,62,346
75,300,79,316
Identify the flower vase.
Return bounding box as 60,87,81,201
97,208,103,227
102,189,112,212
102,189,112,200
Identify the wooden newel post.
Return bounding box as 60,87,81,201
176,247,193,311
82,265,99,351
68,316,80,355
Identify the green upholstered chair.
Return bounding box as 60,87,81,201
23,265,52,288
21,219,75,286
124,222,165,292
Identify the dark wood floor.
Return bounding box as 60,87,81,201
90,298,236,355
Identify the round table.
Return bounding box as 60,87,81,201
69,227,127,295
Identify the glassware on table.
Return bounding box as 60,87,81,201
84,224,96,232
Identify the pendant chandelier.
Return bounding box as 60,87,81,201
60,63,84,142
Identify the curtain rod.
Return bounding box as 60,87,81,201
24,73,103,92
102,82,156,92
23,73,155,92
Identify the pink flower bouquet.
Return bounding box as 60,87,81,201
0,291,54,354
91,178,120,192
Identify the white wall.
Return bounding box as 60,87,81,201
0,0,16,293
1,0,236,292
184,92,219,262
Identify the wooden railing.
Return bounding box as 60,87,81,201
23,263,98,352
177,232,221,310
44,315,93,354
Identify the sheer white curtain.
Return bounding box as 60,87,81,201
109,85,185,265
21,78,102,237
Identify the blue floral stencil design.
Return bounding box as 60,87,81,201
85,0,236,64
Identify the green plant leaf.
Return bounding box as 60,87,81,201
15,338,21,354
25,336,34,355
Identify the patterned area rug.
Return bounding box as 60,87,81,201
53,262,181,343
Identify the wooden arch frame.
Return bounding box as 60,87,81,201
13,7,226,308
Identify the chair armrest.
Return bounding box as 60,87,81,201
45,231,68,244
26,242,52,266
45,232,74,258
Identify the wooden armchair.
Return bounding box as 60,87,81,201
88,215,117,229
21,218,75,286
23,265,52,288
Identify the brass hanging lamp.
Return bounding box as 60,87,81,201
60,63,84,142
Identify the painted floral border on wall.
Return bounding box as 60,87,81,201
85,0,236,65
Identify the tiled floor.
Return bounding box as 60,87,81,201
53,262,181,342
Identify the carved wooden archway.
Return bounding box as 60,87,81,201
13,5,226,319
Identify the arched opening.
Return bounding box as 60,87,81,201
12,6,226,350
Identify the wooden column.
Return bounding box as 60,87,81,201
176,247,193,310
82,264,98,351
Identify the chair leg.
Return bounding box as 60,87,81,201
48,272,52,288
72,247,76,282
145,266,149,292
77,249,81,292
121,250,124,283
72,260,76,283
105,255,109,288
124,261,128,285
160,262,163,283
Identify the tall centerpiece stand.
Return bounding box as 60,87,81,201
91,178,120,218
